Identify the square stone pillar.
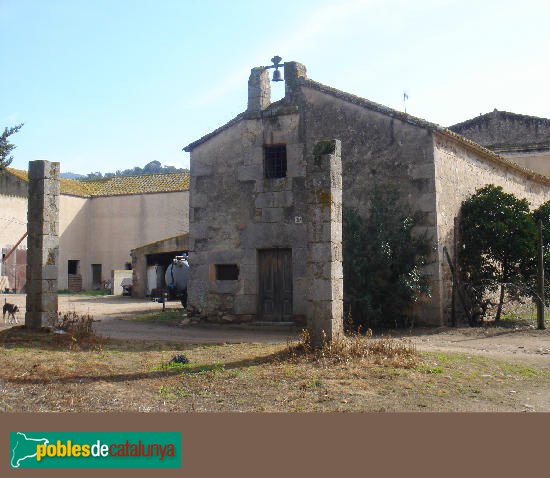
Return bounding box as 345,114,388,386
25,160,60,329
247,67,271,113
306,140,343,347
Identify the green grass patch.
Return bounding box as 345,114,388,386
158,385,191,400
57,289,111,296
130,310,185,324
416,363,444,374
498,363,542,378
500,312,550,328
156,361,225,375
302,378,323,389
420,351,549,381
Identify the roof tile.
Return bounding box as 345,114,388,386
5,168,189,197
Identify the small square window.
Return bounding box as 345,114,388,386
68,260,80,275
216,264,239,281
264,145,287,179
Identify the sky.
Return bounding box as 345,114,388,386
1,0,549,174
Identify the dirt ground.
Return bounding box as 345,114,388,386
1,294,294,344
2,294,548,358
0,294,548,412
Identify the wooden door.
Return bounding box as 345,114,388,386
91,264,102,288
258,249,292,321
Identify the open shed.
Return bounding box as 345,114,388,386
130,234,189,298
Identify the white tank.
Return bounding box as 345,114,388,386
164,256,189,291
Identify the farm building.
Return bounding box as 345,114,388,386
450,109,550,177
183,60,550,326
0,169,189,292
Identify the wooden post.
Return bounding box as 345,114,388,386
443,246,472,325
451,217,458,327
537,220,546,330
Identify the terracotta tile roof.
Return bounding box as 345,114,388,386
81,173,190,196
4,168,190,197
4,168,28,182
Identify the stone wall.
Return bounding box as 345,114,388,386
187,109,308,322
450,110,550,150
299,86,436,220
433,132,550,323
298,85,441,322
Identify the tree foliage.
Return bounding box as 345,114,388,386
458,185,536,324
0,124,23,172
532,200,550,306
83,160,188,180
343,187,432,329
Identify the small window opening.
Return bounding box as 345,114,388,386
264,144,287,179
216,264,239,281
68,260,80,275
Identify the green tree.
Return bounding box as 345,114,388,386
0,124,24,172
531,201,550,306
459,185,536,324
343,186,432,329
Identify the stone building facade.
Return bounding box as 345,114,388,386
184,60,550,326
450,110,550,176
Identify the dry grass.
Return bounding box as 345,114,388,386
53,311,97,344
0,327,548,413
1,311,103,352
282,329,418,369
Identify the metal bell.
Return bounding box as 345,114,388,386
272,68,283,82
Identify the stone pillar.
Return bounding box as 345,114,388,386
283,61,307,100
247,67,270,113
25,160,60,329
306,140,343,347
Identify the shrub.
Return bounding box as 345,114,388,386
53,311,96,343
531,200,550,306
459,185,536,324
343,186,432,329
283,329,417,369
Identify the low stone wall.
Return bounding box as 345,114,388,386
111,269,133,296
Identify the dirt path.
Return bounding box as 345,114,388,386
2,293,549,358
391,326,550,366
1,294,295,344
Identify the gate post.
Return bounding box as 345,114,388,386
305,139,344,347
25,160,60,329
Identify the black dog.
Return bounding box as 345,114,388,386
3,298,19,325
